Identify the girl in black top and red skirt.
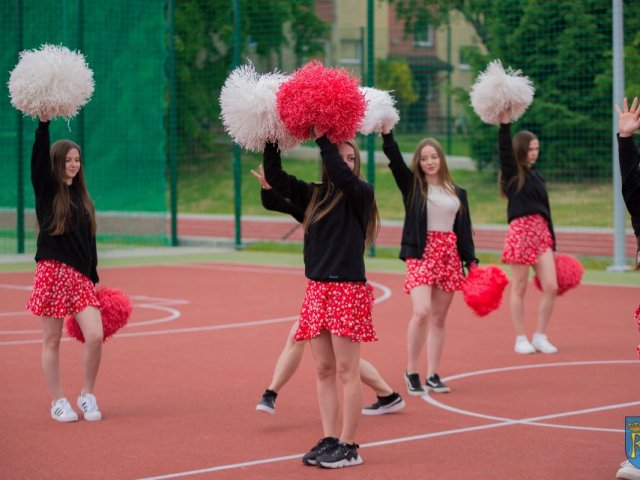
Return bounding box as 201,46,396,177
613,97,640,480
498,109,559,355
263,131,379,469
381,127,477,396
26,117,104,422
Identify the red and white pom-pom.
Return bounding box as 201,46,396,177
470,59,534,125
219,64,299,153
634,304,640,333
65,287,132,342
533,253,584,296
8,44,94,120
358,87,400,135
276,61,366,144
462,264,509,317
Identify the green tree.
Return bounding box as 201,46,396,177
387,0,640,180
375,58,419,113
172,0,328,158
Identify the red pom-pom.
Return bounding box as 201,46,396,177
276,61,366,144
65,287,132,343
462,264,509,317
635,304,640,333
637,344,640,360
533,253,584,296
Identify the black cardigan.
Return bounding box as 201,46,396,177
499,123,556,249
31,121,99,284
618,134,640,235
263,136,374,282
381,131,477,269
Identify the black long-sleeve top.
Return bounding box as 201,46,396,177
499,123,556,250
381,131,477,269
263,136,374,282
260,188,305,223
31,121,99,283
618,134,640,235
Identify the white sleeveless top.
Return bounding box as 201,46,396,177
427,185,460,232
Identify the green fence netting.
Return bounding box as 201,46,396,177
1,0,167,254
2,0,640,259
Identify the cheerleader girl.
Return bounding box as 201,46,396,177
251,165,405,417
498,109,559,355
26,117,103,422
263,132,379,468
614,97,640,480
381,128,477,396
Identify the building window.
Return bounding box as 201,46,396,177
414,24,433,48
339,39,362,66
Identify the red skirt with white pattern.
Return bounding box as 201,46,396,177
295,280,378,343
26,260,100,318
404,231,464,293
501,214,553,266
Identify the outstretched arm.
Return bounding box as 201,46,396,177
615,97,640,218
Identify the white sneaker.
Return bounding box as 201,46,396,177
617,460,640,480
51,397,78,422
514,336,536,354
77,393,102,421
531,333,558,354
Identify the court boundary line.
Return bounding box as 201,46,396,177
136,359,639,480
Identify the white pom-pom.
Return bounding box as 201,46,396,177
358,87,400,135
220,64,299,153
8,44,94,120
470,59,534,125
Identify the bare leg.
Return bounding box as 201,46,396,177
426,289,454,377
267,321,306,392
406,285,432,373
532,249,558,333
509,264,530,336
41,317,64,401
309,330,339,438
74,306,103,395
359,358,393,396
332,334,361,445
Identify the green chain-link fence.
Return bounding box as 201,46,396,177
2,0,640,259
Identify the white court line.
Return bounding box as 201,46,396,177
137,360,639,480
422,360,640,433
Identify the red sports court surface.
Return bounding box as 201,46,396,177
1,260,639,479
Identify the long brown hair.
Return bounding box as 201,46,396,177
303,140,380,246
410,138,457,210
47,140,96,235
499,130,537,197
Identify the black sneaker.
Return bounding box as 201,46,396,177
425,374,451,393
404,372,426,396
362,392,406,415
317,441,363,468
255,389,277,414
302,437,339,466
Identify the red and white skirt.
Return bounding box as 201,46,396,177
501,214,553,266
404,231,464,293
26,260,100,318
295,280,377,343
